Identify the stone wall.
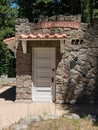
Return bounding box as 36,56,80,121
16,42,32,100
62,26,98,104
15,15,98,104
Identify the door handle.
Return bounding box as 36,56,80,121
51,77,54,82
52,68,55,72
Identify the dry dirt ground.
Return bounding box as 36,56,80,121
0,86,62,129
0,100,67,129
0,85,67,129
1,86,98,130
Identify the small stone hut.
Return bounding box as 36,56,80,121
15,15,98,104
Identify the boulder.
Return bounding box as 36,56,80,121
64,113,80,120
87,114,96,123
10,124,28,130
40,114,57,120
20,116,40,125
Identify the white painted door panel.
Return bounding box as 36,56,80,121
33,87,52,102
32,48,55,102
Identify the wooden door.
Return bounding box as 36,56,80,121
32,48,55,102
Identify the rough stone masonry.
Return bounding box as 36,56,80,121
15,15,98,104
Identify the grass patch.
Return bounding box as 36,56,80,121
28,117,98,130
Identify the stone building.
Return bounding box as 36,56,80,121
8,15,98,103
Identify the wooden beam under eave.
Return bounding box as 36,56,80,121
19,38,66,41
22,40,27,53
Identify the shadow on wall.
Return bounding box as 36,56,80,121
61,57,98,117
94,56,98,103
0,86,16,101
63,49,98,104
61,42,98,116
64,64,98,103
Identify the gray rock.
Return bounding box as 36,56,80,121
70,113,80,119
87,114,96,123
86,73,95,79
79,54,87,61
69,100,76,104
79,49,87,55
64,113,80,120
81,69,88,77
40,114,57,120
10,124,28,130
72,46,80,51
20,116,40,125
63,52,70,58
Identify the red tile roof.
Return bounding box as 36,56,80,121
19,34,67,39
3,37,16,53
3,37,15,43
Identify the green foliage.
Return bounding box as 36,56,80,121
93,0,98,18
0,0,18,39
0,0,17,77
16,0,98,23
0,41,16,77
16,0,81,22
81,0,98,23
81,0,91,22
94,9,98,18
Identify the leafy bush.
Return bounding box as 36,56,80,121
0,41,16,77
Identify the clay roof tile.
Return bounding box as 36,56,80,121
19,34,67,39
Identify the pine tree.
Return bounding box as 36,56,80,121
16,0,97,23
0,0,17,77
0,0,18,40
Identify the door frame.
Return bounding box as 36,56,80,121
32,47,56,102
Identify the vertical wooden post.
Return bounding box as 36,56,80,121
60,40,65,53
22,40,27,53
